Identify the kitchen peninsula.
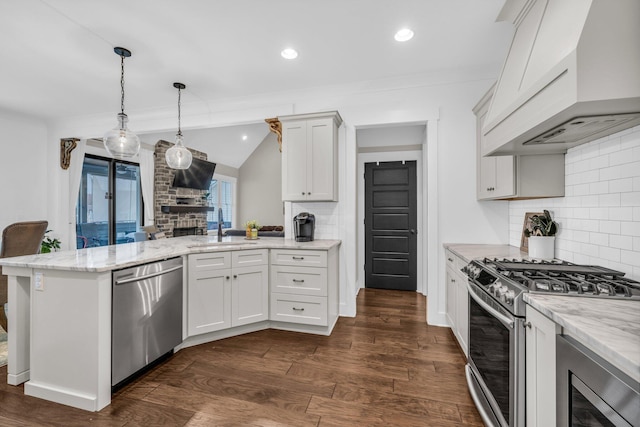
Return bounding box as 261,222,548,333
0,236,340,411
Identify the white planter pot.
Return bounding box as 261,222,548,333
528,236,555,260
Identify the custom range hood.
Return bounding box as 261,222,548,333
482,0,640,156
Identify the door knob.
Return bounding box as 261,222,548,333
410,229,417,234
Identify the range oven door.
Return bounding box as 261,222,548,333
557,335,639,427
465,280,525,427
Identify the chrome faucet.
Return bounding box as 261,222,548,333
217,208,223,242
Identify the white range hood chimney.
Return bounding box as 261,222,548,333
483,0,640,156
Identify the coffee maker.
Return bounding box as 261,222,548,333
293,212,315,242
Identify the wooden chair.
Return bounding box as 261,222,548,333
0,220,48,332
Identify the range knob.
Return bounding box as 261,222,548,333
502,290,516,305
497,285,509,298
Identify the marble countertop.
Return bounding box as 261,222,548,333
444,243,528,263
525,294,640,383
0,236,341,273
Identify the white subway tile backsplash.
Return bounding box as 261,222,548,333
609,207,633,221
621,192,640,207
599,246,620,262
509,127,640,281
621,250,640,267
621,221,640,237
599,220,621,235
609,178,633,193
610,235,633,250
589,232,609,246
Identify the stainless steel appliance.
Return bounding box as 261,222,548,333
462,258,640,427
112,257,183,387
293,212,315,242
557,335,639,427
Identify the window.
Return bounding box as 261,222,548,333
76,155,143,248
207,175,236,230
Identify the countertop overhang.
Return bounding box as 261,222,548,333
0,236,341,273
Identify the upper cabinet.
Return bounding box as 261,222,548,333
279,111,342,202
474,85,565,201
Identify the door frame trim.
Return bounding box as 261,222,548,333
358,151,424,295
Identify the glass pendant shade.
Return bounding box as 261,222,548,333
104,113,141,159
165,133,192,169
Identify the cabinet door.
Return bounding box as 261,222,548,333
445,266,457,330
231,265,269,327
187,268,231,336
493,156,515,198
455,271,469,357
525,305,560,427
282,121,308,201
306,118,335,201
478,155,498,199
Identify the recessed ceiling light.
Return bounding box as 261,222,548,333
394,28,414,42
242,135,248,141
281,48,298,59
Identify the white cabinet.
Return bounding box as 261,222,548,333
525,305,560,427
269,248,339,331
473,85,565,200
445,249,469,357
279,111,342,202
188,249,268,336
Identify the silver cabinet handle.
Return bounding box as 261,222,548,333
448,257,453,262
292,256,304,260
292,307,304,311
115,264,182,285
466,281,514,329
292,279,305,283
233,274,238,279
226,276,230,280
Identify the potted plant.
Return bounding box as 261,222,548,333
244,220,261,239
41,230,61,253
524,210,558,260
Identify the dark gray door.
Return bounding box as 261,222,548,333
364,161,417,291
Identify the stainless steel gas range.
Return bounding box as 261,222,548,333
462,258,640,427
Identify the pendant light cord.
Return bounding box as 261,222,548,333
177,86,182,136
120,54,125,115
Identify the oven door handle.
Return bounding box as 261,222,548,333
466,281,514,329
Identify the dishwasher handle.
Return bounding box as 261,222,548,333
115,264,183,285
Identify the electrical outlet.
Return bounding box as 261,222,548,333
34,272,44,291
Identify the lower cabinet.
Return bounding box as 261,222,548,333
269,248,338,329
445,249,469,357
188,249,268,336
525,305,560,427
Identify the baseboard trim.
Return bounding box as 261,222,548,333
25,381,103,412
7,369,29,385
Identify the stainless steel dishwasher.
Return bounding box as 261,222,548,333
112,256,183,387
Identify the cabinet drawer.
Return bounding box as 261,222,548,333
445,249,467,275
270,293,328,326
270,265,327,296
232,249,268,268
270,250,327,267
189,252,231,272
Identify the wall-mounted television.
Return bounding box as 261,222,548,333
172,158,216,190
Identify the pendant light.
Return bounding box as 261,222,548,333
165,82,193,169
103,47,140,158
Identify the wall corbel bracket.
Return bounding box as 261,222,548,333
265,117,282,152
60,138,80,170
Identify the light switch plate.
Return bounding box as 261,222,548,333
34,272,44,291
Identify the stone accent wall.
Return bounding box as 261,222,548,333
154,140,209,238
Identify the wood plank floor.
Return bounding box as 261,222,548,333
0,289,483,426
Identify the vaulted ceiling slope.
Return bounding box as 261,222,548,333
0,0,511,122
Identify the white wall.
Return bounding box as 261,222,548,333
0,109,50,234
509,126,640,280
237,132,283,227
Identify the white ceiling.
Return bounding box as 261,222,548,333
0,0,511,122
